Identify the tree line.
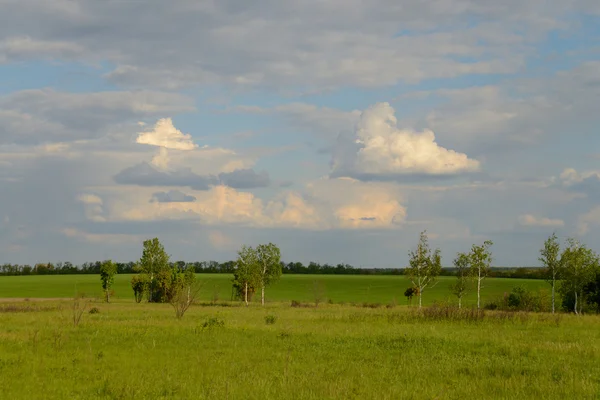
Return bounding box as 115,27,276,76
404,231,600,314
0,260,552,279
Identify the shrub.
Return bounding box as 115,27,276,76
200,317,225,330
88,307,100,314
265,315,277,325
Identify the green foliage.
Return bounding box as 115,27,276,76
558,238,599,314
99,260,118,303
200,317,225,330
539,232,562,313
405,230,442,307
404,287,417,304
264,315,277,325
469,240,494,309
130,274,147,303
232,243,282,305
584,270,600,312
232,245,260,304
451,252,471,308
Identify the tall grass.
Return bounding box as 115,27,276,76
0,299,598,399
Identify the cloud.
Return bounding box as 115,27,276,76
113,162,216,190
218,168,270,189
518,214,564,228
331,102,480,180
151,190,196,203
136,118,197,150
0,36,85,62
0,89,195,145
233,103,361,139
2,0,579,91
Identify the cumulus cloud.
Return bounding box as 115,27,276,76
331,102,480,180
151,190,196,203
136,118,197,150
518,214,564,228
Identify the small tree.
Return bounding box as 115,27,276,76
404,287,417,306
469,240,493,310
256,243,282,306
451,252,471,309
559,238,599,314
137,238,170,302
169,268,202,319
233,245,260,306
406,231,442,308
131,274,147,303
539,232,562,314
99,260,118,303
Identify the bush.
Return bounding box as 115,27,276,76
88,307,100,314
200,317,225,330
265,315,277,325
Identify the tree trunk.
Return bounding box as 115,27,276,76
574,291,578,315
244,282,248,306
261,284,265,306
458,296,462,309
477,273,481,310
418,290,422,308
106,290,109,303
551,278,555,314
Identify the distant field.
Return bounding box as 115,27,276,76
0,274,549,306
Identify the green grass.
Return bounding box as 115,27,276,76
0,274,549,306
0,300,598,399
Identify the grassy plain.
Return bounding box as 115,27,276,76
0,274,549,306
0,299,599,399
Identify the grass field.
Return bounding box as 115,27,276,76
0,274,550,306
0,299,599,399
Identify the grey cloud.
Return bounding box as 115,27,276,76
218,168,270,189
113,162,271,190
113,162,215,190
151,190,196,203
0,89,195,145
0,0,579,90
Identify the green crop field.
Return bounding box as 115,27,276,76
0,299,599,399
0,274,549,306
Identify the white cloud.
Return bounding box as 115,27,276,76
518,214,564,228
136,118,197,150
332,102,480,179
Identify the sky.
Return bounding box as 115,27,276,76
0,0,599,268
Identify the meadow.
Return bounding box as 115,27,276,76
0,299,599,399
0,274,549,307
2,274,598,399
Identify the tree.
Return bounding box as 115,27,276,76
233,245,260,306
539,232,562,313
169,268,202,319
99,259,118,303
255,243,282,306
404,287,417,306
405,231,442,308
137,238,170,302
559,238,599,314
451,252,471,308
469,240,493,310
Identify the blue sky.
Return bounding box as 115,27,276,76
1,0,599,267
